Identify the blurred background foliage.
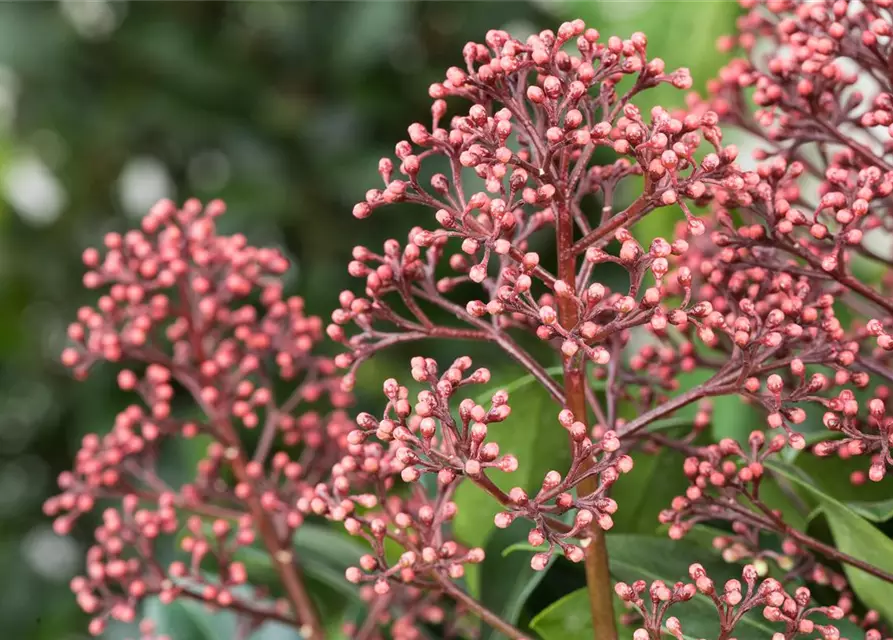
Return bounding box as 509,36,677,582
0,1,753,638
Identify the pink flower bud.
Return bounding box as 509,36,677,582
530,552,550,571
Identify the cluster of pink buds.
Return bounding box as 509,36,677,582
47,198,351,639
617,563,846,640
330,19,742,395
324,356,633,578
328,18,746,630
657,205,893,483
497,404,633,570
659,433,786,542
341,583,451,640
657,429,889,633
692,0,893,480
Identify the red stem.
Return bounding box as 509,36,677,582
216,420,325,638
178,278,323,638
556,199,618,639
572,194,652,255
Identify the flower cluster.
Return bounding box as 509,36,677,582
699,0,893,479
325,357,630,578
324,17,751,636
47,199,350,638
616,564,846,640
330,19,741,391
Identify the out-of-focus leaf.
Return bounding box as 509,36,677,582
291,523,367,573
145,597,236,639
647,417,693,432
768,462,893,624
672,369,762,443
336,2,411,69
755,475,809,533
252,621,307,640
795,453,893,503
290,524,368,604
228,523,366,607
674,523,734,551
146,591,304,639
479,522,556,639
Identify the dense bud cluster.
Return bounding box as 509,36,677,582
331,19,741,394
617,564,847,640
323,357,631,581
332,7,893,638
697,0,893,479
48,199,350,639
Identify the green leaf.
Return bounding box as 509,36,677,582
846,498,893,523
754,475,808,533
529,588,601,640
768,462,893,624
252,622,306,640
496,365,565,392
146,597,235,639
291,523,367,572
145,591,304,640
647,417,694,432
710,393,763,443
479,523,556,639
291,525,368,604
233,523,366,607
795,453,893,503
673,369,762,443
453,369,572,596
528,589,641,639
678,523,736,551
610,447,688,534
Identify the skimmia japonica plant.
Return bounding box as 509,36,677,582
48,2,893,639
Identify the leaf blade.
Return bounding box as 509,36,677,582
767,462,893,624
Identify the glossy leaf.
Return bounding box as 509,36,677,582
144,596,302,640
529,588,603,640
610,446,688,534
846,498,893,523
768,462,893,624
145,597,233,639
229,523,366,607
608,535,778,639
479,522,556,639
795,453,893,503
